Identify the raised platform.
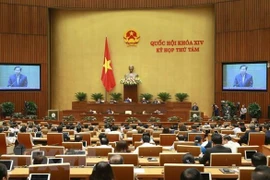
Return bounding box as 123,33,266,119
63,101,198,122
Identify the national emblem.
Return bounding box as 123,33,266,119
123,30,140,46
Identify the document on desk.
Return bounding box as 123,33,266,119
219,168,237,174
134,168,145,174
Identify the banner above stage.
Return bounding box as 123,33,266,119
150,39,205,53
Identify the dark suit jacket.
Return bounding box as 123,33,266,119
199,145,232,165
239,129,258,144
8,74,28,87
191,105,199,111
63,133,70,142
265,130,270,145
233,73,253,87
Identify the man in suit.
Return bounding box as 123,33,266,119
191,102,199,111
252,165,270,180
263,124,270,145
233,64,253,87
133,133,156,154
239,124,257,144
7,66,28,87
251,152,267,167
57,125,70,142
199,133,231,165
189,125,201,133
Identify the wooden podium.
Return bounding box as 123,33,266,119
123,85,138,103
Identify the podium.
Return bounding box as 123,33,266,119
190,110,201,118
123,85,138,103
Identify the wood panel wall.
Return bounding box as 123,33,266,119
0,3,48,117
215,0,270,119
0,0,269,119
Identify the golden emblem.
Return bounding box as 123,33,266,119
123,30,140,46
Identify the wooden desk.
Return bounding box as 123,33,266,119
204,167,238,179
262,145,270,156
136,166,163,179
9,166,239,179
136,166,239,179
9,167,93,179
86,156,251,167
33,135,159,144
139,157,160,166
65,101,192,121
33,136,100,143
241,157,252,166
87,157,108,166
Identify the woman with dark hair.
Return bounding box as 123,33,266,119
162,127,170,134
182,153,195,164
181,168,202,180
20,126,27,133
115,140,130,153
33,155,47,164
90,161,114,180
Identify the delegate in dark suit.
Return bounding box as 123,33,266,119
233,73,253,87
199,133,232,165
199,145,232,165
239,130,257,144
8,74,28,87
239,124,257,144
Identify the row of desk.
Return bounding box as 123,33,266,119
33,135,159,145
85,156,252,166
9,166,239,179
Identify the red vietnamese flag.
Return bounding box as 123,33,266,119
101,37,116,92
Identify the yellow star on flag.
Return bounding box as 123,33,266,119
103,57,112,73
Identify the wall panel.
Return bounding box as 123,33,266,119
0,0,238,8
0,34,47,63
0,90,48,117
0,34,48,117
215,31,260,62
0,3,48,117
215,0,245,33
245,0,270,30
215,0,270,119
258,29,270,60
0,3,47,34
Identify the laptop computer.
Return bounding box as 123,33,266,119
47,158,63,164
201,172,212,180
245,150,257,160
31,150,45,159
0,160,14,171
28,173,51,180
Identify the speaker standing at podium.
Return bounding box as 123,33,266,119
191,102,199,111
7,66,28,87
